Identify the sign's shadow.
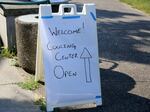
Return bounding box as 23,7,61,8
66,62,150,112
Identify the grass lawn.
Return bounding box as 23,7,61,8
120,0,150,14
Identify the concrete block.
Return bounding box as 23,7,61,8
15,14,38,73
0,4,38,50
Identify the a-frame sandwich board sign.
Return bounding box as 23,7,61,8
39,4,102,111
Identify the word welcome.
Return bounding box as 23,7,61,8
49,27,81,37
48,22,84,36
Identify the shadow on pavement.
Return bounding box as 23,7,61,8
96,9,141,19
96,9,150,65
69,68,150,112
0,99,39,112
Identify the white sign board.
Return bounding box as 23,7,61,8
39,4,102,111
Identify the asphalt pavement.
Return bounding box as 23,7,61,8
68,0,150,112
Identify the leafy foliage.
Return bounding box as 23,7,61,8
34,98,46,112
18,78,39,91
0,48,16,58
121,0,150,14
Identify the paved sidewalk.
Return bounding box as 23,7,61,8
68,0,150,112
0,58,41,112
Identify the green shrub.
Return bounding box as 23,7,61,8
0,48,16,58
34,98,46,112
18,78,39,91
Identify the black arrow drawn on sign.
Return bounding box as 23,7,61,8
80,48,92,83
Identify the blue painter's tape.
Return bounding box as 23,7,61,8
95,96,101,99
62,16,80,19
90,12,96,21
41,16,53,19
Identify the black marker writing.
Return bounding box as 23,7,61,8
54,65,64,79
80,48,92,83
55,52,78,61
47,43,77,51
48,22,85,37
49,27,81,36
54,65,77,79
